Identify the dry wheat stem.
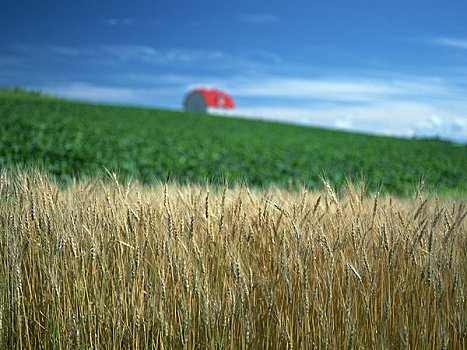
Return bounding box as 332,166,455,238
0,171,465,349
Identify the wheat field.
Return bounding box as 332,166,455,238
0,171,465,349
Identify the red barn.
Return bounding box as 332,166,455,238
183,88,235,114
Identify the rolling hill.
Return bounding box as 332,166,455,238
0,88,465,195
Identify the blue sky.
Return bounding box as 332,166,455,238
1,0,467,142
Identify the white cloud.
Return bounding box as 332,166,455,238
334,116,353,129
36,82,185,107
223,75,456,103
9,43,283,73
11,44,229,65
92,45,228,65
94,45,284,71
42,82,138,101
117,73,201,86
433,37,467,50
48,45,90,57
235,101,467,142
190,19,219,28
104,18,134,26
237,14,279,24
13,44,93,57
414,114,467,142
231,78,397,102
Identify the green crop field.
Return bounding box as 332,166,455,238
0,88,466,195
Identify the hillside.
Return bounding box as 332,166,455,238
0,88,466,194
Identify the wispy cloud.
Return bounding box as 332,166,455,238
433,37,467,50
14,44,94,58
237,13,279,24
99,46,283,69
104,18,134,26
43,82,138,101
39,82,181,106
223,76,456,103
189,19,219,28
10,43,231,66
102,45,227,64
9,43,283,73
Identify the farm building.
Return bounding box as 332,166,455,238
183,88,235,114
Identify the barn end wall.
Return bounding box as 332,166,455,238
184,92,207,112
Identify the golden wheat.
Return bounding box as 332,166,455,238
0,170,465,349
